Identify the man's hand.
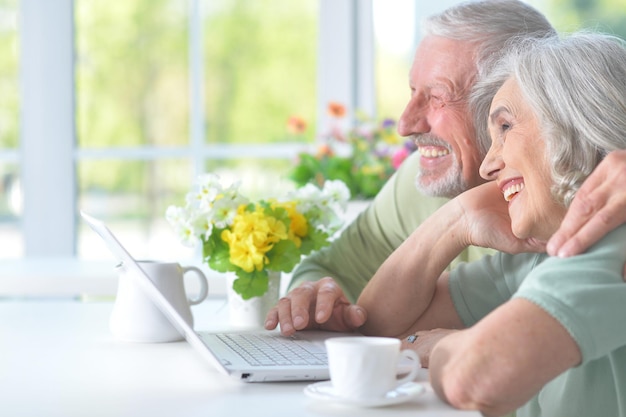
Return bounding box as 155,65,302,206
548,150,626,259
401,328,458,369
264,277,367,336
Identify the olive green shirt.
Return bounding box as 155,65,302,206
288,151,494,302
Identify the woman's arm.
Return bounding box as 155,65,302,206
356,199,468,336
429,298,581,416
357,182,544,337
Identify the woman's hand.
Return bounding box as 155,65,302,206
456,182,546,254
401,328,459,368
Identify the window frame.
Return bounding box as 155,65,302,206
21,0,76,257
19,0,375,258
3,0,381,296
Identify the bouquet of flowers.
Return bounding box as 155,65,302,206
166,174,350,300
287,102,417,199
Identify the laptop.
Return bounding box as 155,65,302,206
81,211,356,382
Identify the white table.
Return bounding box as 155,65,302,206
0,298,480,417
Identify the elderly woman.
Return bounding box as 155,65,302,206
357,32,626,417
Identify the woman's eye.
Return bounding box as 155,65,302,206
500,123,511,132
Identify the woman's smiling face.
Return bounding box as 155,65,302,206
479,77,566,241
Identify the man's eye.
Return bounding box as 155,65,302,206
431,95,445,107
501,123,511,132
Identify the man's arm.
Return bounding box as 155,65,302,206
266,153,449,335
548,149,626,259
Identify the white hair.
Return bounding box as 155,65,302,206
424,0,557,158
475,32,626,206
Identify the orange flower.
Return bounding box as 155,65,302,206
287,116,307,134
327,101,346,118
315,144,333,157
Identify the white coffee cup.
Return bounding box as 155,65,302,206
325,336,420,400
110,260,209,343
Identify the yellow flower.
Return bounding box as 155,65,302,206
361,164,385,176
380,129,400,145
167,173,350,300
272,201,308,248
221,205,289,272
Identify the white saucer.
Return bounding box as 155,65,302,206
303,381,425,408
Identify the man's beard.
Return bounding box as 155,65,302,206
414,162,468,198
413,134,469,199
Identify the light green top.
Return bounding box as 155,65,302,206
449,225,626,417
288,151,494,302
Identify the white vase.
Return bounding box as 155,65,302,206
227,271,281,329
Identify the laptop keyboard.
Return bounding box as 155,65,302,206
215,333,328,367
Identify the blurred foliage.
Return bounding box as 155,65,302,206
1,0,625,212
543,0,626,39
204,0,317,145
76,1,189,150
75,0,317,200
287,103,417,199
0,0,18,150
0,1,19,220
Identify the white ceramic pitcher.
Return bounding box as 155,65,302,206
110,260,209,343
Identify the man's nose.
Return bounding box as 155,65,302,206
397,96,430,137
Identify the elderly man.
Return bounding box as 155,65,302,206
265,0,626,357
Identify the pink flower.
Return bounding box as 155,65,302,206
392,147,410,169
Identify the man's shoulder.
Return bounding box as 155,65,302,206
372,151,450,228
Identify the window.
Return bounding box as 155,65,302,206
75,0,320,263
3,0,625,296
0,0,20,259
1,0,383,295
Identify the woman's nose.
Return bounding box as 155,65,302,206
479,144,503,181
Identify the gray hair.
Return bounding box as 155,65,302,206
475,32,626,206
424,0,557,157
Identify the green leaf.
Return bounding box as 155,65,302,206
208,249,236,273
355,173,383,198
232,270,269,300
300,228,330,255
287,153,321,186
203,231,236,273
265,239,300,272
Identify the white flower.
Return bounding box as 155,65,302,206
288,183,322,211
190,213,213,241
211,197,241,229
195,174,222,202
165,205,185,225
167,173,350,262
195,173,223,193
283,180,349,235
166,205,198,247
323,180,351,209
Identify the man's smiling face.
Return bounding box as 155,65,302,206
397,35,485,198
